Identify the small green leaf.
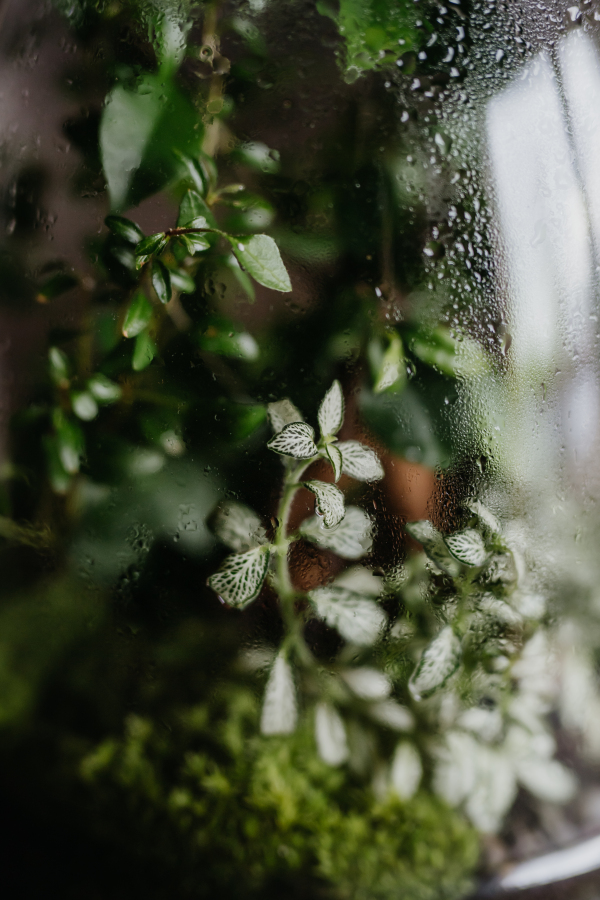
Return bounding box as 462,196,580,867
44,434,72,493
318,379,344,437
209,500,265,553
310,585,386,646
373,332,406,393
267,399,304,433
132,331,157,371
207,546,271,609
177,189,215,228
105,215,144,244
71,391,98,421
325,443,343,481
227,253,255,302
151,259,172,305
135,233,168,269
175,150,216,197
49,347,69,386
179,233,211,255
300,506,372,559
267,422,318,459
169,269,196,294
260,652,298,736
53,410,84,474
444,529,488,567
37,271,78,302
409,626,461,700
338,441,384,482
122,290,153,338
227,234,292,292
303,480,345,528
87,374,122,404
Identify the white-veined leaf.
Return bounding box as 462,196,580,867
267,422,318,459
300,506,372,559
367,700,414,731
409,626,461,700
341,667,391,700
302,480,345,528
405,520,461,577
310,586,386,646
444,529,488,567
324,443,343,481
515,757,577,804
209,500,264,553
478,594,523,627
267,398,304,433
318,380,344,437
464,745,517,833
338,441,384,482
391,742,422,800
207,546,270,609
334,566,382,596
314,702,348,766
467,499,502,536
433,730,479,807
260,652,298,735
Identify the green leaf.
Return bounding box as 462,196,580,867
325,443,343,481
207,546,271,609
132,331,157,371
71,391,98,421
267,422,317,459
409,626,461,700
174,150,216,197
100,72,204,211
53,410,84,475
318,380,344,437
260,652,298,736
43,435,72,493
179,233,211,255
177,189,215,228
314,702,348,766
49,347,69,386
303,480,345,528
104,215,143,245
151,259,172,305
267,398,304,433
226,253,255,302
300,506,372,560
198,323,259,360
227,234,292,292
404,520,461,578
444,529,488,568
309,585,386,645
122,290,153,338
169,269,196,294
338,441,384,482
209,500,264,553
373,332,406,393
37,271,78,302
135,233,168,269
87,374,122,404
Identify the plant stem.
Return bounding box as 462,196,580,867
273,457,317,665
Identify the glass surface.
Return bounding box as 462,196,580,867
1,1,600,898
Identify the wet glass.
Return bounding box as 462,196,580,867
1,1,600,899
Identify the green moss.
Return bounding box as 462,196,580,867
80,684,479,900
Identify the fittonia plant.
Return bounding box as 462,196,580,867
207,384,577,830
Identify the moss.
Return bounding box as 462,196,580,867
79,684,479,900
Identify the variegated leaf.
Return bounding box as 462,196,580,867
310,585,386,646
409,625,461,700
341,667,391,700
324,443,343,481
367,700,414,731
391,741,422,800
300,506,372,559
318,379,344,437
267,398,304,433
207,546,270,609
315,702,348,766
267,422,318,459
467,499,501,536
338,441,384,482
302,480,345,528
260,652,298,735
405,520,461,577
444,529,488,567
209,500,264,553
